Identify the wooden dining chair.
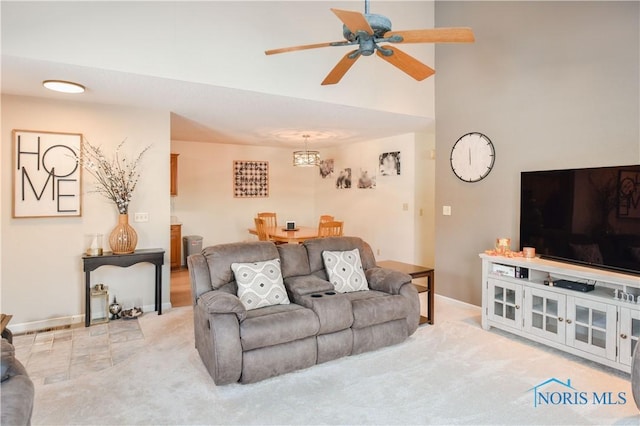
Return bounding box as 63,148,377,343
318,215,335,233
257,212,277,229
318,220,343,237
254,217,270,241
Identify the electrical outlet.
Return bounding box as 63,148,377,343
134,212,149,222
443,206,452,216
402,203,409,211
377,249,381,256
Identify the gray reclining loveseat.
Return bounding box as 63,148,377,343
187,236,419,385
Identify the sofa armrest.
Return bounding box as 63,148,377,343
188,253,214,305
365,267,413,295
198,291,247,322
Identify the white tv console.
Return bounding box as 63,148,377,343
480,253,640,373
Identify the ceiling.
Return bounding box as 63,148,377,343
0,1,436,149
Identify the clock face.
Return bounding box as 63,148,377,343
450,132,495,182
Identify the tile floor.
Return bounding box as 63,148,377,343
12,318,145,386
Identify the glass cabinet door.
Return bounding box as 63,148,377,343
524,287,566,344
566,297,617,360
619,308,640,366
487,278,523,329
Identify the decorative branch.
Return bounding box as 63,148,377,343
75,139,151,214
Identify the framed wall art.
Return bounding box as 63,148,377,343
12,130,82,218
233,160,269,198
379,151,401,176
335,168,352,189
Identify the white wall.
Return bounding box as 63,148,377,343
434,1,640,306
316,133,421,263
1,95,171,331
414,129,436,267
170,139,317,254
172,132,432,266
1,1,435,118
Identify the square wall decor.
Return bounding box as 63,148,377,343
12,130,82,218
233,160,269,198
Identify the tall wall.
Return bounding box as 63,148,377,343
1,95,171,330
434,1,640,305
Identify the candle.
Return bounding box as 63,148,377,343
496,238,511,254
523,247,536,258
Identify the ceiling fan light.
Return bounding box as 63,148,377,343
293,150,320,167
43,80,85,94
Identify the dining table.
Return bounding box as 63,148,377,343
248,225,320,244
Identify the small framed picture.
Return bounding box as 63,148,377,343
379,151,401,176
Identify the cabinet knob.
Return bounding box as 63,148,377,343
566,319,572,324
558,317,564,322
515,305,520,310
620,334,628,339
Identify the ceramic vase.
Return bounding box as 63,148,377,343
109,214,138,254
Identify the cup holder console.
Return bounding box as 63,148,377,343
310,291,337,298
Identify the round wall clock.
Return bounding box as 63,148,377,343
450,132,495,183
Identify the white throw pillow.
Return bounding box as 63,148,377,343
231,258,290,310
322,249,369,293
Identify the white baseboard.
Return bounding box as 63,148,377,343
8,302,173,334
9,314,85,334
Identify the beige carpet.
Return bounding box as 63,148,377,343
30,296,639,425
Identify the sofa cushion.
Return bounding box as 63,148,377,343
277,244,311,278
322,249,369,293
232,258,290,310
343,290,409,329
203,241,279,290
304,237,377,275
240,304,320,351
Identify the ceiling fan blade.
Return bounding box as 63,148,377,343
376,46,435,81
385,27,475,43
321,50,360,85
265,41,344,55
331,8,374,35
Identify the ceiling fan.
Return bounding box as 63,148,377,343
265,0,475,85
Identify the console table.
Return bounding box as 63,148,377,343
377,260,435,325
82,249,165,327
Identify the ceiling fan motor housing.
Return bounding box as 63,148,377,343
342,13,392,41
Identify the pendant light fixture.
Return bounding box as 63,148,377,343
292,134,320,167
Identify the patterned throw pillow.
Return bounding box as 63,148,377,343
231,259,290,310
322,249,369,293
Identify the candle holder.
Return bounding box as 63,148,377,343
109,296,122,320
85,233,104,256
495,238,511,255
90,284,109,325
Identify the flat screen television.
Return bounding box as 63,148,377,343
520,164,640,276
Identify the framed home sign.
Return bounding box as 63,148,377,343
12,130,82,218
233,160,269,198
